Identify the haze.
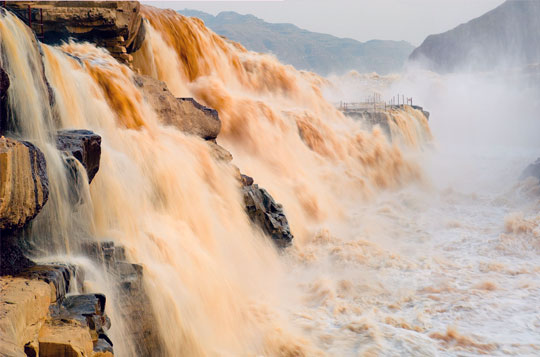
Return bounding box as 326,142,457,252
144,0,504,45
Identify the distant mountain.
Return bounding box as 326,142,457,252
409,0,540,73
179,9,414,76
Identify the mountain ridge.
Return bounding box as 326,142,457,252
409,0,540,73
179,9,414,76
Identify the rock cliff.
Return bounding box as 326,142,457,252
0,137,49,231
2,1,145,64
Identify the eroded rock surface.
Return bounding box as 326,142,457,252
3,1,145,64
0,137,48,231
82,241,164,356
134,75,221,140
240,174,293,248
0,263,115,357
56,130,102,183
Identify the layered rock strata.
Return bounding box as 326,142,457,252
0,264,114,357
2,1,145,64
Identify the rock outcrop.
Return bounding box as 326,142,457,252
82,241,164,356
409,0,540,73
0,65,9,134
0,137,48,231
240,174,293,248
56,130,102,183
176,98,221,140
520,158,540,181
0,66,8,99
134,75,222,140
0,263,113,357
2,1,145,64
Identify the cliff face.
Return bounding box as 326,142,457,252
2,1,145,64
409,0,540,73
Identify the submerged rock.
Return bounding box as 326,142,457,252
134,75,222,140
240,174,293,248
0,137,49,231
56,130,102,183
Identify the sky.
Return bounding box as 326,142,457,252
143,0,505,46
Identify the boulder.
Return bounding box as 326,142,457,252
38,322,94,357
177,98,221,140
56,130,101,183
0,277,52,354
240,174,293,248
0,137,49,231
134,75,221,140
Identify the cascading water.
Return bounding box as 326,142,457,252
1,5,443,357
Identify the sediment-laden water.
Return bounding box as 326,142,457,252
1,5,539,356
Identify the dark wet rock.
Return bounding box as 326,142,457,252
94,335,114,355
520,158,540,181
0,233,35,276
240,174,254,186
19,264,84,302
81,240,165,356
0,137,49,231
0,65,9,135
0,65,8,100
240,174,293,248
56,129,101,183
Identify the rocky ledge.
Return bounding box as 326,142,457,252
134,75,222,141
0,264,115,357
82,241,164,356
2,1,145,64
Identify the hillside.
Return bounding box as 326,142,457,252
180,9,414,75
409,0,540,73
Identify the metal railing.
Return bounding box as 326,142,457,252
336,93,415,113
0,2,44,40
